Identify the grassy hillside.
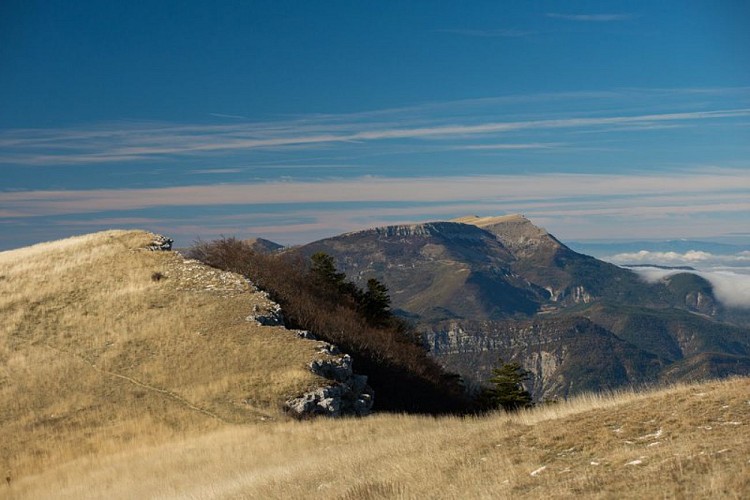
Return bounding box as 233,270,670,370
9,377,750,499
0,230,325,480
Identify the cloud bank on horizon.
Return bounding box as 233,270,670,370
609,250,750,269
608,247,750,309
628,266,750,309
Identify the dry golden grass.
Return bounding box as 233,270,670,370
2,231,749,499
0,230,322,481
6,377,748,499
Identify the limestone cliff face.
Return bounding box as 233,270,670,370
424,317,660,401
368,222,501,242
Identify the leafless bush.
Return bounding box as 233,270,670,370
189,238,471,413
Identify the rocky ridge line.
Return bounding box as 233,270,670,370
243,303,374,417
148,232,374,418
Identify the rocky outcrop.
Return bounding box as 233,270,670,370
285,340,374,417
246,302,284,326
284,331,374,417
146,234,173,251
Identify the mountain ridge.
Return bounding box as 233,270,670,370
291,215,750,399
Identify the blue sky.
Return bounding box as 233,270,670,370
1,0,749,250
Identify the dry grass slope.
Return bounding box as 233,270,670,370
0,230,323,481
8,378,750,499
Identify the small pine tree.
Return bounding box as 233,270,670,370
310,252,347,289
483,359,533,411
361,278,391,326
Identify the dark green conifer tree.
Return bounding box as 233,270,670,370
483,360,533,411
361,278,391,326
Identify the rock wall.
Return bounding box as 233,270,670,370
423,317,660,401
284,332,374,417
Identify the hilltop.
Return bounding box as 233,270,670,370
0,230,362,480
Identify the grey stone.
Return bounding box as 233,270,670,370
317,342,341,355
295,330,318,340
246,303,284,326
284,381,373,418
146,235,173,251
310,355,352,382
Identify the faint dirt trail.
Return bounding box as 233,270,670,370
43,343,273,423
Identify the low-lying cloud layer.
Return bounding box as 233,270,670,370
609,249,750,268
629,266,750,309
610,247,750,308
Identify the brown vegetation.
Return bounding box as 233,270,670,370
188,237,470,413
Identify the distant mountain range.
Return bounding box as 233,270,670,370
282,215,750,399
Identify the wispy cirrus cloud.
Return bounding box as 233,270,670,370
208,112,248,120
2,168,748,218
454,142,563,150
546,13,635,22
1,107,748,166
189,168,244,175
436,28,534,38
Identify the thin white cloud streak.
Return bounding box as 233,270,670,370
1,169,748,218
209,113,248,120
630,267,750,309
453,142,562,150
546,13,635,22
2,108,749,165
189,168,244,174
436,28,534,38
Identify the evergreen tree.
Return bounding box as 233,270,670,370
361,278,391,326
483,360,533,411
310,252,347,289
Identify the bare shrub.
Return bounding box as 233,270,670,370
188,238,471,414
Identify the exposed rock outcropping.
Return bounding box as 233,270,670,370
146,234,174,251
246,301,284,326
285,347,374,417
424,317,660,400
284,331,374,417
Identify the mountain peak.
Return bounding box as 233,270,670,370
453,214,561,256
243,237,284,253
452,214,531,227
